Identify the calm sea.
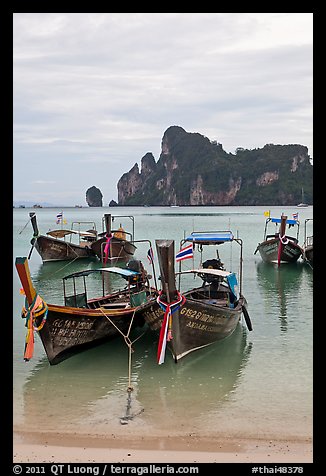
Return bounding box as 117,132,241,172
13,206,313,441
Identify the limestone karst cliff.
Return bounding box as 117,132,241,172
117,126,313,206
86,186,103,207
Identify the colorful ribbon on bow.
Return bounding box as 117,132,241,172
103,233,112,264
277,234,289,267
279,233,289,245
23,294,48,361
156,291,186,365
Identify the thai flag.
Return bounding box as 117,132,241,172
292,212,298,221
147,246,154,265
175,243,194,262
56,212,63,224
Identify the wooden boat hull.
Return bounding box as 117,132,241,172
302,219,313,267
303,245,313,266
257,238,302,264
35,235,96,262
16,255,156,365
90,236,137,262
28,302,145,365
141,294,245,362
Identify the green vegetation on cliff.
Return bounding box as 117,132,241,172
118,126,313,206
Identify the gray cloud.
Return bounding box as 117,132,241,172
13,13,313,205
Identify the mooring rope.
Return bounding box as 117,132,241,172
18,215,34,235
98,307,146,424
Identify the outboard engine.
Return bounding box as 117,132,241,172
126,259,147,286
127,259,143,273
199,258,225,284
202,258,224,270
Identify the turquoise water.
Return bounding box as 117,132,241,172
13,206,313,441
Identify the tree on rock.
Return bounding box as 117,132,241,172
86,186,103,207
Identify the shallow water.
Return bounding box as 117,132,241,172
13,206,313,441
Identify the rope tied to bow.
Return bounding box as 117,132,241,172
156,291,186,365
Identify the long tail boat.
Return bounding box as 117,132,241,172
90,214,137,263
254,214,303,266
15,256,157,365
29,212,98,262
140,231,252,363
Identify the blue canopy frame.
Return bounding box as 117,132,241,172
184,231,235,245
179,230,243,294
270,218,298,226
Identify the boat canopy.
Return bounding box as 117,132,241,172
46,229,96,239
63,266,140,281
270,218,298,225
176,268,231,277
184,231,234,244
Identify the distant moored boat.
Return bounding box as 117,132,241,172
254,214,303,266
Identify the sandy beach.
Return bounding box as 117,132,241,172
13,431,313,464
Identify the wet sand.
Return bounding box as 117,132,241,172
13,430,313,463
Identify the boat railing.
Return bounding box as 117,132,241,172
305,235,313,247
102,214,135,241
304,218,313,244
178,230,243,295
263,217,300,241
70,221,98,244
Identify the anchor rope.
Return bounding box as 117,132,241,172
99,307,146,423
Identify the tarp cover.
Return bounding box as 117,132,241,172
63,266,140,280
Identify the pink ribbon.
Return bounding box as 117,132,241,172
103,233,112,264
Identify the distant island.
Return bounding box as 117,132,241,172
116,126,313,206
13,201,56,208
86,186,103,207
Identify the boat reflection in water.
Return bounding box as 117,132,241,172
19,323,251,434
19,331,145,433
256,261,304,331
135,322,252,430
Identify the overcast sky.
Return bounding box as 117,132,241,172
13,13,313,206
